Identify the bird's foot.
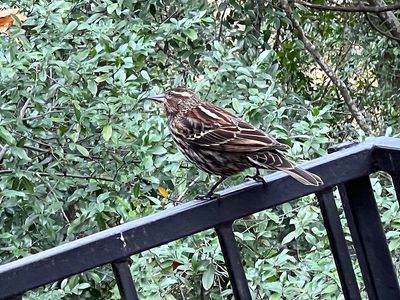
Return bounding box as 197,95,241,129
195,193,220,201
245,174,267,186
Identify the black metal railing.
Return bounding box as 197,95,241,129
0,137,400,300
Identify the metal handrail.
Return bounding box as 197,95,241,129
1,137,399,300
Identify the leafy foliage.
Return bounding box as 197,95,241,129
0,0,399,299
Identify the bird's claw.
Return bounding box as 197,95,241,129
245,175,267,186
195,193,220,201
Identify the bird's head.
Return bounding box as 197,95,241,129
148,87,201,116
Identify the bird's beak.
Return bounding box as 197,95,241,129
147,94,166,103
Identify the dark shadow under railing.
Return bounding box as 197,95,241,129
1,137,400,300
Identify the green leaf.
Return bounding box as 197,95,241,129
77,283,91,290
76,145,90,157
256,49,272,65
102,124,112,141
237,67,252,77
150,146,167,155
282,231,296,244
107,2,118,14
140,70,150,82
183,28,198,41
97,192,110,203
270,293,282,300
133,182,140,197
202,264,214,290
321,284,338,294
389,239,400,251
72,101,81,121
0,126,15,144
11,147,31,161
87,80,97,96
20,177,34,193
1,190,26,198
266,282,282,293
65,21,78,33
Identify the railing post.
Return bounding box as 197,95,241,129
389,173,400,205
215,222,252,300
339,177,400,300
316,189,361,300
4,295,22,300
111,259,139,300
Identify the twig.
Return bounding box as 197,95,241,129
273,23,282,51
113,151,131,181
281,0,372,134
317,42,354,102
161,9,177,25
175,175,201,203
24,145,49,153
0,169,114,182
0,145,8,163
294,0,400,13
36,172,71,224
19,100,31,119
218,6,228,41
22,109,65,121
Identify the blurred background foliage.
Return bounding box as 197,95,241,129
0,0,399,299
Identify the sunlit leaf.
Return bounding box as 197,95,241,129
0,9,26,33
76,144,89,157
158,186,168,198
102,124,112,141
183,28,198,41
201,264,214,290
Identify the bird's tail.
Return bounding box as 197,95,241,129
275,165,323,186
247,152,323,186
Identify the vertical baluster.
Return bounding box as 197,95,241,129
389,173,400,205
112,259,139,300
316,189,361,300
339,176,400,300
215,222,252,300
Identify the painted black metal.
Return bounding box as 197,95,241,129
340,177,400,300
215,222,252,300
112,259,139,300
0,137,400,300
338,184,375,300
390,174,400,205
316,189,361,300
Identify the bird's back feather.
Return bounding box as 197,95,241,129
176,102,289,152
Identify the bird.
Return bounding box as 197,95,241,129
148,87,323,199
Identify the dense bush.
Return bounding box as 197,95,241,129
0,0,399,299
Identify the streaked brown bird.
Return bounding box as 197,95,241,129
148,87,323,199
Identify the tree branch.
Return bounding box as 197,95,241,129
366,0,400,44
364,12,400,42
294,0,400,13
281,0,372,134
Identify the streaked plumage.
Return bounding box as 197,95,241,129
148,87,323,199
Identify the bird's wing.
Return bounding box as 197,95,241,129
177,102,289,153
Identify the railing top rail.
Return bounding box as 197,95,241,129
0,137,399,298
